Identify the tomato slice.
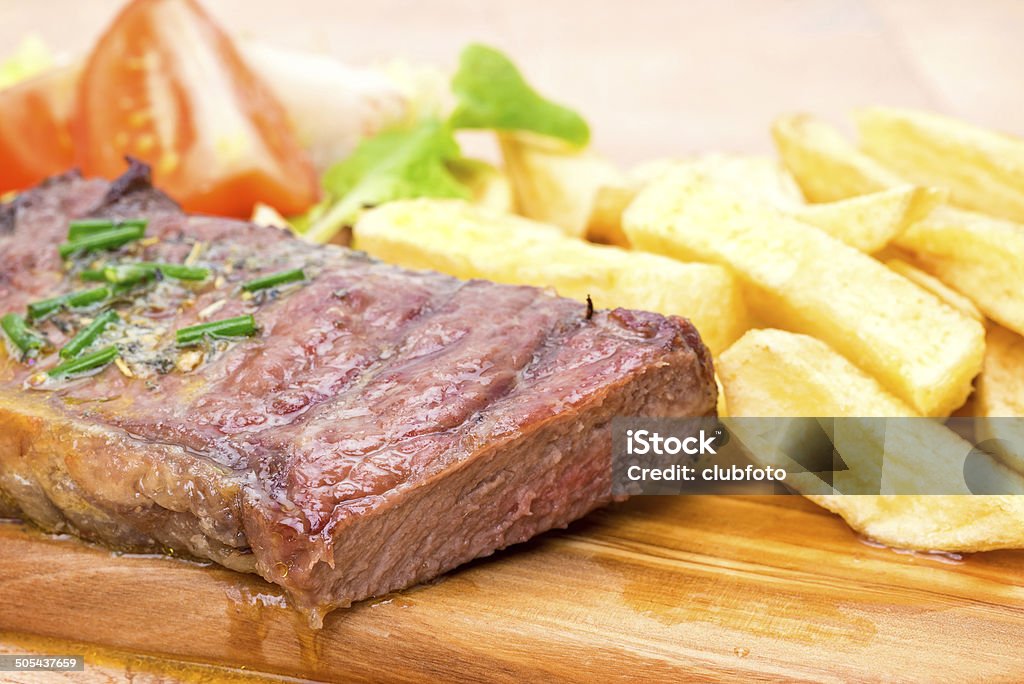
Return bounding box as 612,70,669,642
0,66,77,193
72,0,318,217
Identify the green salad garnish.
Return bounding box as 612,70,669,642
450,44,590,146
295,44,590,242
302,118,469,243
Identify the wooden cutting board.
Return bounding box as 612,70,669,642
2,2,1024,680
2,494,1023,682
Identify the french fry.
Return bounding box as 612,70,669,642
585,183,637,248
898,206,1024,337
884,258,983,322
719,328,1024,552
810,492,1024,552
354,199,750,354
772,113,949,207
718,330,1006,503
588,150,932,254
788,186,939,253
623,166,985,416
771,113,902,202
499,132,621,237
977,325,1024,474
856,107,1024,223
719,329,913,418
586,159,679,248
978,326,1024,418
773,113,1024,336
678,154,804,208
586,155,802,249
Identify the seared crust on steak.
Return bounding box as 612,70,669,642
0,166,716,625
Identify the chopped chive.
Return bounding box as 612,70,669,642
60,310,120,360
176,315,257,346
58,225,146,259
140,262,210,281
1,313,45,358
242,268,306,293
67,286,112,308
67,218,148,241
48,345,119,378
102,262,210,285
79,269,108,282
27,286,112,320
104,264,155,285
67,218,115,241
26,295,68,321
110,283,137,296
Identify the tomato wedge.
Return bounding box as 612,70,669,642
0,66,77,193
72,0,318,217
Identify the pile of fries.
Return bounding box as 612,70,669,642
351,108,1024,553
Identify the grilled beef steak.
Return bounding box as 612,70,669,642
0,164,716,625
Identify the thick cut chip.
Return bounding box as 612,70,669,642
772,113,1024,337
856,107,1024,223
977,325,1024,474
589,147,933,254
897,206,1024,337
354,199,750,354
978,326,1024,418
586,182,638,248
586,155,801,249
719,329,914,418
771,113,903,202
499,132,621,237
885,258,983,322
789,186,938,253
772,113,948,208
719,329,1024,552
586,159,679,248
623,167,985,416
677,154,805,208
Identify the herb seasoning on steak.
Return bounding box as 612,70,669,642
0,164,717,626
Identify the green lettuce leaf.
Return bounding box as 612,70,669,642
301,118,470,243
450,44,590,147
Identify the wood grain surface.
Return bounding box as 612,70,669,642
2,1,1024,681
3,496,1024,682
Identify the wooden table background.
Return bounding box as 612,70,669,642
2,1,1024,682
